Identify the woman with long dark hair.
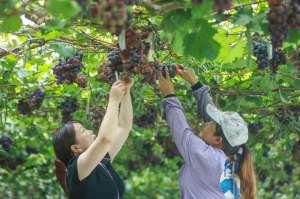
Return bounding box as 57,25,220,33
53,79,133,199
158,68,256,199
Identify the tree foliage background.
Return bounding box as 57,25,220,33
0,0,299,198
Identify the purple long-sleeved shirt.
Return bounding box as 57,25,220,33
161,85,227,199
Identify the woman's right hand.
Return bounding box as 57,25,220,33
109,80,126,103
176,66,198,86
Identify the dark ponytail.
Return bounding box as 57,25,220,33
52,122,76,166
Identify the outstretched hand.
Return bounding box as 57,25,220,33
158,68,175,97
109,80,127,103
123,77,134,96
176,65,198,86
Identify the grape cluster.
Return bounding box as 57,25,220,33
160,63,177,78
267,1,289,48
17,99,32,115
99,26,153,83
214,0,232,13
100,49,124,83
121,26,147,74
288,0,300,28
0,156,24,170
270,49,286,73
60,97,78,123
89,106,105,130
252,38,286,72
252,40,270,69
53,53,87,88
138,62,160,85
0,135,13,151
17,89,45,115
90,0,128,35
29,89,45,109
135,105,157,127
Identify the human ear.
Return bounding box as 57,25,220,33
70,144,82,155
213,136,223,146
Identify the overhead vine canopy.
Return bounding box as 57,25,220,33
0,0,299,198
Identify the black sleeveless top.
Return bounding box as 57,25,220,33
66,154,125,199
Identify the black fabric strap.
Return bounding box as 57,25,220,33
164,94,176,98
191,81,203,91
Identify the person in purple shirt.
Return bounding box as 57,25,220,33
158,67,257,199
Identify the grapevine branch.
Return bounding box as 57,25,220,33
140,0,267,16
0,38,46,58
0,35,112,59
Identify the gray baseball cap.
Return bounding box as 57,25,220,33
206,104,248,147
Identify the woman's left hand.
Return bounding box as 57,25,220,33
123,77,134,96
158,68,175,97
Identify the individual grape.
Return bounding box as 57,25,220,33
252,40,270,69
0,135,13,151
267,1,289,48
29,89,45,109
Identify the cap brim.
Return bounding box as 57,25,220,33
206,104,224,124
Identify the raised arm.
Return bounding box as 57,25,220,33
109,79,133,161
77,81,125,180
159,70,224,168
161,96,195,163
177,67,215,122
